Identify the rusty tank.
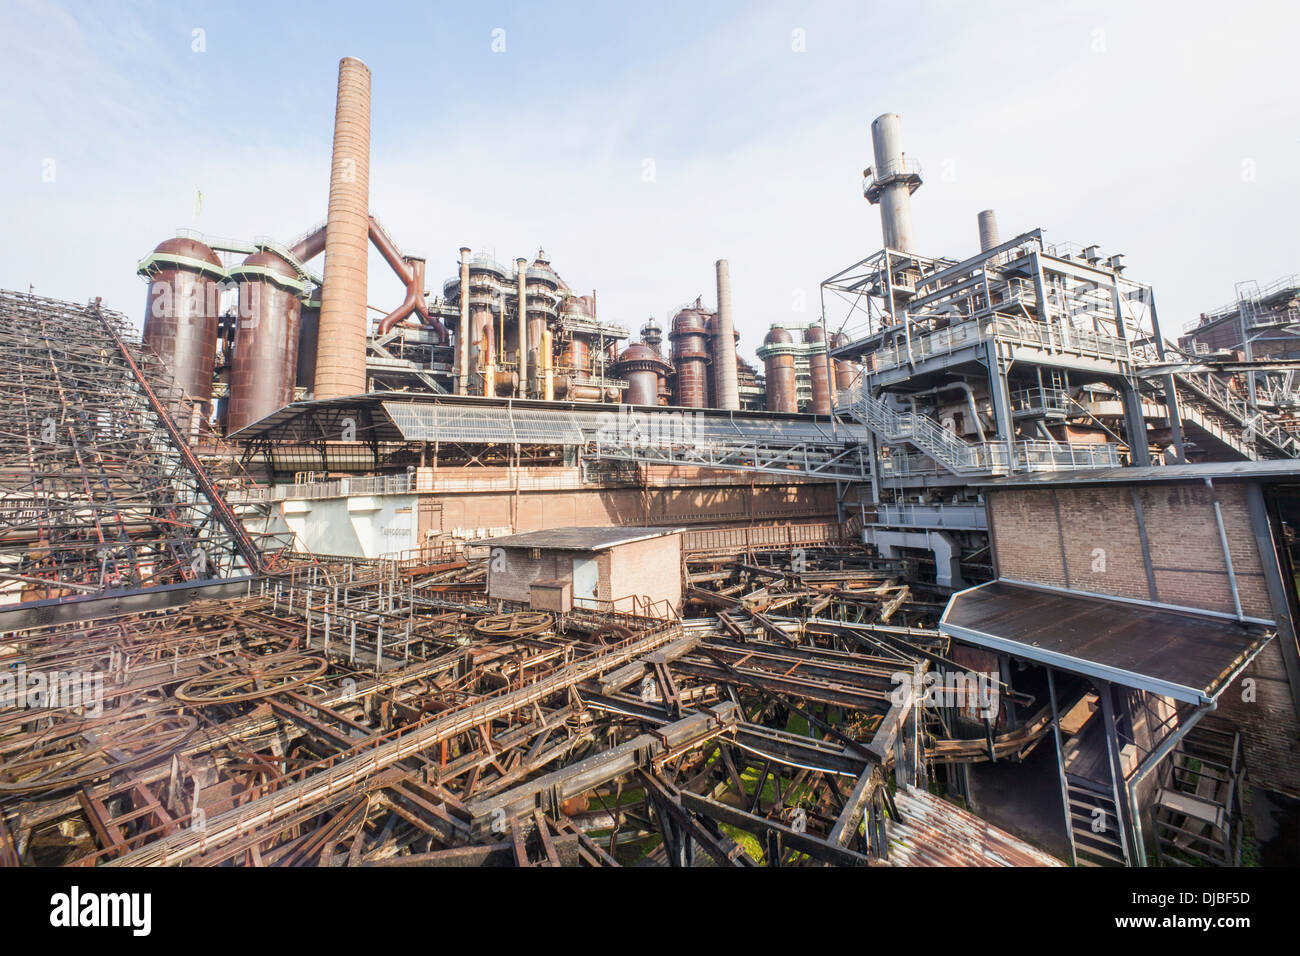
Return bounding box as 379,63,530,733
227,250,303,433
139,236,225,411
804,323,832,415
669,300,711,408
296,285,321,392
761,324,797,414
614,342,673,407
830,332,856,392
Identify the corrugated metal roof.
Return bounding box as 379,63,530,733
487,526,685,551
876,785,1064,867
941,580,1274,703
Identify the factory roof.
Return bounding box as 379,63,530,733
979,459,1300,488
227,392,872,447
940,580,1274,704
486,526,685,551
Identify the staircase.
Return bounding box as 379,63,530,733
1168,367,1300,460
1061,710,1131,866
844,390,1009,475
1153,723,1244,866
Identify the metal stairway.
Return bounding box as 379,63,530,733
843,390,1008,475
1169,369,1300,459
1065,774,1130,866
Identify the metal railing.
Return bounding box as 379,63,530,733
872,502,988,531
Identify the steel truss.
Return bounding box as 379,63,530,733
0,290,261,604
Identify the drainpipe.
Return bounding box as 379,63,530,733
1206,478,1244,620
1124,700,1215,868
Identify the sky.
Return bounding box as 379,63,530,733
2,0,1297,362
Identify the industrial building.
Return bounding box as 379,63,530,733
2,53,1297,873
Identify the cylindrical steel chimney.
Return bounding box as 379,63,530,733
978,209,1000,252
516,257,528,398
314,56,371,400
866,112,921,254
713,259,741,410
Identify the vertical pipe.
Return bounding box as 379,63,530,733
714,259,741,410
516,258,529,398
457,247,471,395
314,57,371,400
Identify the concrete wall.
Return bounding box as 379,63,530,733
281,494,418,558
987,482,1300,795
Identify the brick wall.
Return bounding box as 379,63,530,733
989,483,1269,617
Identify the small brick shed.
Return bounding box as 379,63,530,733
486,526,684,615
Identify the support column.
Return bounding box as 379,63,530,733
1119,381,1151,466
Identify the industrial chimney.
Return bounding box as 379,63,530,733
314,57,371,400
978,209,1000,252
713,259,741,410
864,113,922,254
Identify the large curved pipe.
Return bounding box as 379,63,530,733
371,217,446,339
292,215,445,339
290,224,328,263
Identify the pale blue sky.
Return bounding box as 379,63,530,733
2,0,1297,357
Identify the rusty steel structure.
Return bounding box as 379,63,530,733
0,492,1065,867
0,291,268,609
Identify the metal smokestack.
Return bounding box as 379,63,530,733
864,112,922,254
457,247,471,394
314,56,371,400
713,259,740,410
978,209,1001,252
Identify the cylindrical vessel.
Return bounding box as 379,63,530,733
314,56,371,400
831,332,856,392
139,236,224,410
457,247,471,393
713,259,741,410
564,336,590,374
760,324,797,414
296,285,321,391
804,323,832,415
615,343,671,406
228,251,303,433
669,304,711,408
978,209,1000,252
